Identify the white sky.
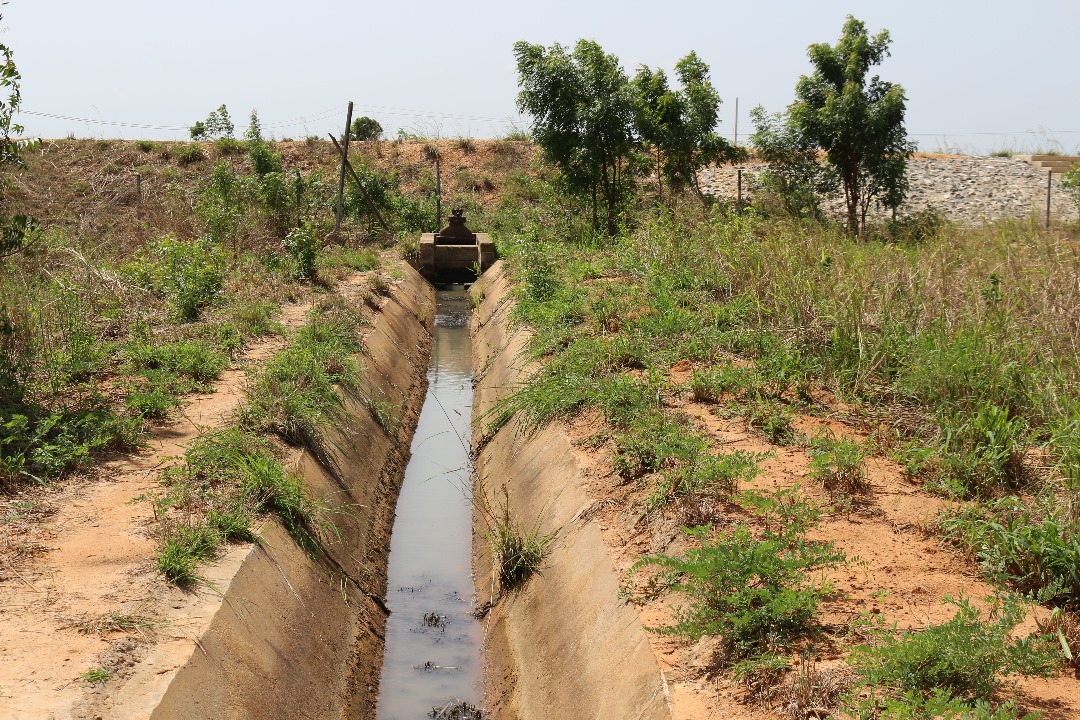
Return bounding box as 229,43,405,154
5,0,1079,153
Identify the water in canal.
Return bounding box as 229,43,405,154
374,286,482,719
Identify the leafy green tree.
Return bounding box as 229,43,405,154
349,116,383,141
190,104,235,140
632,52,741,203
514,39,637,236
0,4,38,260
779,15,915,235
749,106,837,220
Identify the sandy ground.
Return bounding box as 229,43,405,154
559,359,1080,720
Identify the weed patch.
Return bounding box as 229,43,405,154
241,300,363,455
629,490,844,663
808,431,870,496
849,595,1061,715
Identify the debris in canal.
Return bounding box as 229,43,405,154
429,700,483,719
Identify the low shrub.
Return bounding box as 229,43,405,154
283,222,319,279
123,236,226,321
850,595,1061,713
807,431,870,496
630,492,844,662
173,143,205,166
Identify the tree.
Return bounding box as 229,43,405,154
0,3,38,260
633,52,742,203
514,39,637,236
784,15,915,235
349,116,382,141
749,106,837,220
190,104,235,140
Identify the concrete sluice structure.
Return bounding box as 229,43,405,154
419,209,495,282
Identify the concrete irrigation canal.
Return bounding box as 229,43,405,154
56,256,667,720
375,285,483,718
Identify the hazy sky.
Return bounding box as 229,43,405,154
5,0,1078,153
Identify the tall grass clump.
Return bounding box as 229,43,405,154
240,299,363,457
154,426,328,582
476,487,553,593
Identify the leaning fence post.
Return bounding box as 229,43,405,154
335,101,354,233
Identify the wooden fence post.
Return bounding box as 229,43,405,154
334,101,354,233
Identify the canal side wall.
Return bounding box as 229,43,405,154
471,262,672,720
143,266,435,720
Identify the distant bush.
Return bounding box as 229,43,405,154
173,143,205,166
349,116,382,141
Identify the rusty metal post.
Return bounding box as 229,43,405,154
737,168,742,209
335,101,354,233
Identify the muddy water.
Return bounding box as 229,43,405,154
374,287,481,719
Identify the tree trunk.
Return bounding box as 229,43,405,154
844,166,860,236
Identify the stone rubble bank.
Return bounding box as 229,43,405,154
698,155,1078,224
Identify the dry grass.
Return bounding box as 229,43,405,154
770,658,854,720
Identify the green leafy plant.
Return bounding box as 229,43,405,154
80,667,111,684
850,595,1061,711
745,396,796,444
123,236,226,320
283,221,320,279
936,405,1028,498
630,491,844,661
939,497,1080,605
808,430,870,495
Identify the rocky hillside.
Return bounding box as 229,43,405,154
699,154,1078,224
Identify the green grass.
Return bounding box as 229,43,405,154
123,338,229,418
645,448,765,514
240,299,363,454
156,521,222,585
